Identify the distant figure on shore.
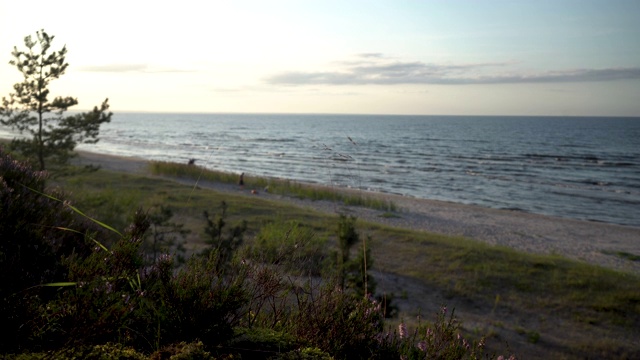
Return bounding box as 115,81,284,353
188,158,196,165
239,172,244,187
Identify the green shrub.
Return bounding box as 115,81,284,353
275,347,334,360
141,251,250,350
1,149,501,359
5,343,146,360
31,210,149,348
150,341,214,360
228,327,297,358
251,220,327,275
145,205,190,265
202,201,247,271
290,283,384,359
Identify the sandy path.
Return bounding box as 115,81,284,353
75,151,640,275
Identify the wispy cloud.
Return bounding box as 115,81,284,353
357,52,385,59
80,63,194,73
265,54,640,86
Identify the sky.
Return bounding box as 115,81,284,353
1,0,639,116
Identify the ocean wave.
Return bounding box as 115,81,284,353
86,112,640,227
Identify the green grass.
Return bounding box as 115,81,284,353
55,168,337,251
367,225,640,326
52,165,640,358
149,161,397,212
602,250,640,262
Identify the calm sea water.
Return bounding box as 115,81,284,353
71,113,640,227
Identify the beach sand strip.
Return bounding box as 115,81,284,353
74,151,640,275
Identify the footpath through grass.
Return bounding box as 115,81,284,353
55,164,640,358
149,161,398,211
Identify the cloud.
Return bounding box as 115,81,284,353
80,63,194,73
265,55,640,86
357,53,385,59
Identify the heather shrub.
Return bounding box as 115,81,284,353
13,209,250,353
378,307,491,360
0,148,102,352
1,150,251,354
289,284,385,359
142,251,250,349
34,210,149,348
0,149,501,359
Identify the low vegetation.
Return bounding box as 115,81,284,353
149,161,397,211
2,149,639,358
2,149,497,359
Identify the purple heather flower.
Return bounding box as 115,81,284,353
398,323,407,339
417,341,427,352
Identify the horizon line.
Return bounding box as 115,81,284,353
66,109,640,119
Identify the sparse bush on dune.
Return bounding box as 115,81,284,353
250,219,327,276
1,149,501,359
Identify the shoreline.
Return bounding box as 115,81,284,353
74,150,640,274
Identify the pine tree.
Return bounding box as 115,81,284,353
0,29,112,171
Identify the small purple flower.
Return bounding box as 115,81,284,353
398,323,407,339
417,341,427,352
158,253,172,263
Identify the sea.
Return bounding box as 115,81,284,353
4,113,640,227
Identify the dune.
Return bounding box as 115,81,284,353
74,150,640,275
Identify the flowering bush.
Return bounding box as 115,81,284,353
1,149,505,359
376,306,491,360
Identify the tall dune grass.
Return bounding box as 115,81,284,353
148,161,397,212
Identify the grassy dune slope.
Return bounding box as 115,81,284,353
50,163,640,359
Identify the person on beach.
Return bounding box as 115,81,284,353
239,172,244,188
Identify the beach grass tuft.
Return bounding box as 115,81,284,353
149,161,397,211
602,250,640,262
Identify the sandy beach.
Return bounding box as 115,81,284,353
75,150,640,275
